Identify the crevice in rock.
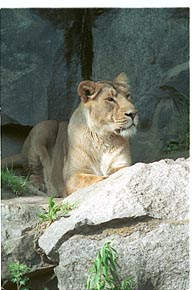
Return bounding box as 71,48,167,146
46,215,160,261
1,123,32,160
139,278,155,290
74,215,159,236
34,8,108,80
1,124,32,143
39,214,189,263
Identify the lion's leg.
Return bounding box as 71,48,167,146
27,144,51,192
27,151,45,192
34,145,51,168
28,160,45,191
37,146,51,191
65,173,106,196
29,173,45,191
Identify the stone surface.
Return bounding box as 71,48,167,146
1,196,62,287
1,9,59,125
1,9,82,126
55,223,189,290
38,158,189,290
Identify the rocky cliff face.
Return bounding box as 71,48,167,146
1,8,189,162
38,158,189,290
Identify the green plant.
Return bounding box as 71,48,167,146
160,85,189,153
38,196,76,224
86,241,134,290
8,261,30,290
1,168,29,196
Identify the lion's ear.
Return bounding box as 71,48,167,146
78,81,96,103
113,72,130,93
113,72,128,84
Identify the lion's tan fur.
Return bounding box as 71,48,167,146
2,73,138,197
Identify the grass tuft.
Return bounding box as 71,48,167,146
38,196,76,224
1,168,29,196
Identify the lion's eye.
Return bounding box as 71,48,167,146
126,93,131,99
106,97,115,102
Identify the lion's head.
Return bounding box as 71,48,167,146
78,72,138,137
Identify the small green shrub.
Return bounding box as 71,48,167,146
38,196,76,224
1,168,29,196
8,262,50,290
86,241,134,290
8,261,30,290
162,131,189,154
160,85,189,154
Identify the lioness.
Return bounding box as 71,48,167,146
2,73,138,197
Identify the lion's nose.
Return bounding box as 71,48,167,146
125,111,137,120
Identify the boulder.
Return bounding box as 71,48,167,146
1,9,82,126
38,158,189,290
1,196,62,289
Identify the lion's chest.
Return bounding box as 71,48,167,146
91,148,128,176
89,134,130,176
100,151,119,175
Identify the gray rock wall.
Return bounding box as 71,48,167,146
1,9,59,125
1,9,82,126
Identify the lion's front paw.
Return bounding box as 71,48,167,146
29,174,46,192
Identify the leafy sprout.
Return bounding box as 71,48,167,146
8,261,30,290
86,241,134,290
38,196,76,224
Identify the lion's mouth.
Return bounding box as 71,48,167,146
115,123,136,134
122,124,135,131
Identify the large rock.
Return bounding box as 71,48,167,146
39,158,189,290
1,9,59,125
1,9,82,126
55,223,188,290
